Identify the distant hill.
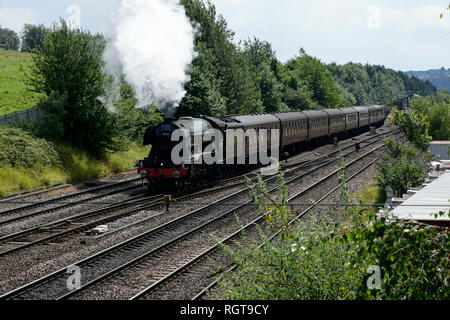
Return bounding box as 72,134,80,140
0,49,44,116
406,67,450,91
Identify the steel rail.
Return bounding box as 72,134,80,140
0,129,395,300
58,144,383,300
0,177,142,217
131,147,382,300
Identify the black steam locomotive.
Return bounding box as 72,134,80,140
138,105,386,193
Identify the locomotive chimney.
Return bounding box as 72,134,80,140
162,101,178,118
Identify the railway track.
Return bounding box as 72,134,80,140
194,156,381,300
0,128,397,300
0,128,397,258
0,177,142,222
132,150,381,300
0,168,139,204
0,179,267,257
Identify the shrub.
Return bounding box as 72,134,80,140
391,108,432,151
410,95,450,141
342,211,449,300
217,173,362,300
0,125,61,169
218,217,361,300
376,138,431,197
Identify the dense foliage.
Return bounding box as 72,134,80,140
219,217,360,300
328,63,437,106
391,107,432,151
409,91,450,141
283,51,342,109
0,125,61,169
28,19,118,156
179,0,263,116
113,84,163,147
0,26,20,51
342,211,449,300
376,138,431,197
177,0,437,116
0,125,149,196
20,24,49,53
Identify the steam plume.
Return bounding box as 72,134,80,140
104,0,196,114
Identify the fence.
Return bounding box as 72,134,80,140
0,105,41,125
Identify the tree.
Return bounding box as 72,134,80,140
181,0,263,115
21,24,49,52
0,26,20,50
28,19,118,156
391,108,432,152
282,86,316,110
115,83,163,146
327,62,437,106
338,85,357,106
283,51,342,108
177,42,227,117
242,38,283,112
410,95,450,141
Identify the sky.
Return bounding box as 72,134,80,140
0,0,449,71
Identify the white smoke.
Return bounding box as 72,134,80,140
103,0,196,114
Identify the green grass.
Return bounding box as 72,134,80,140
350,180,386,213
55,142,148,182
0,49,44,116
0,140,149,197
0,165,67,196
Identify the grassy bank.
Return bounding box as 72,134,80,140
55,142,148,182
0,125,148,196
0,49,44,115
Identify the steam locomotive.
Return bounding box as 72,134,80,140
138,105,386,193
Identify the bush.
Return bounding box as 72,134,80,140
114,84,163,148
218,217,360,300
391,108,432,151
217,173,362,300
0,125,66,196
376,138,431,197
410,95,450,141
342,211,449,300
0,125,61,169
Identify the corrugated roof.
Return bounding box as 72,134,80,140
392,172,450,222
